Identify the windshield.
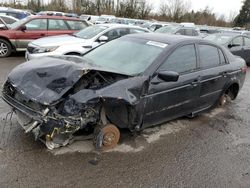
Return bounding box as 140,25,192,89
83,38,166,75
9,16,29,29
155,25,180,33
74,25,108,39
205,35,232,45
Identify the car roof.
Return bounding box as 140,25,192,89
28,15,82,20
124,33,203,44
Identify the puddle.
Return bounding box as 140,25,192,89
143,120,187,143
204,108,225,118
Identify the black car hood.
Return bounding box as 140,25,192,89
7,56,127,105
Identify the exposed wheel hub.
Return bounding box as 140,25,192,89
101,124,120,150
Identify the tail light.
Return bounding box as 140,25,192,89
241,66,247,73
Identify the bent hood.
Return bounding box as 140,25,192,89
7,56,125,105
30,34,86,47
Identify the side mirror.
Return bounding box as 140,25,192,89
19,25,26,31
228,43,240,48
98,35,108,42
151,71,179,85
158,71,179,82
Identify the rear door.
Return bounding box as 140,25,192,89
143,44,201,127
47,19,71,36
15,18,48,49
197,44,229,110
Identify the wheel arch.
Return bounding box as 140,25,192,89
0,36,15,51
223,82,240,100
64,52,82,56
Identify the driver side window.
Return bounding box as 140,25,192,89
25,19,47,30
104,29,120,41
159,44,197,74
231,37,243,46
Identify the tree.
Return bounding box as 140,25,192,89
159,0,191,22
137,0,152,19
234,0,250,27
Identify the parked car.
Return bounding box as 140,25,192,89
155,25,200,37
2,33,246,150
37,11,65,17
204,33,250,65
141,22,168,31
95,15,116,24
0,15,89,57
25,24,149,60
0,8,30,19
80,14,99,23
0,15,19,24
221,29,250,37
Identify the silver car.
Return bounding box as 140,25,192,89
26,24,149,60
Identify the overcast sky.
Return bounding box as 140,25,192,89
150,0,243,19
0,0,244,19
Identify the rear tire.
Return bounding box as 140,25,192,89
0,39,12,58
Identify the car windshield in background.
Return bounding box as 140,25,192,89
9,16,29,29
83,38,166,75
205,35,232,45
74,25,108,39
155,26,181,34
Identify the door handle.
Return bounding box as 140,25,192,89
191,80,199,87
222,72,228,77
40,34,45,36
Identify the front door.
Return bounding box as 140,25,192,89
15,18,48,50
143,44,201,128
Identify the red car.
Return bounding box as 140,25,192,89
0,15,89,57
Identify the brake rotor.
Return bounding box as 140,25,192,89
101,124,120,150
219,94,227,106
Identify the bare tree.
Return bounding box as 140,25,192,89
137,0,152,19
228,10,237,23
159,0,191,22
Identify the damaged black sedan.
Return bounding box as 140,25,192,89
2,33,247,150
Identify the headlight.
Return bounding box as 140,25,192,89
33,46,58,54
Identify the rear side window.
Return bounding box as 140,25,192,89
199,44,220,68
25,19,47,30
66,20,87,30
159,44,197,73
48,19,68,30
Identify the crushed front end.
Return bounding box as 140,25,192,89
2,80,100,149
